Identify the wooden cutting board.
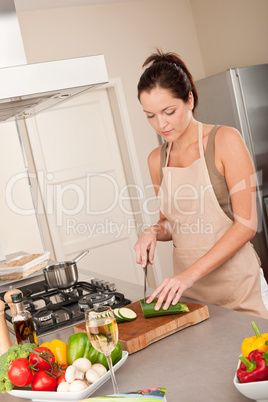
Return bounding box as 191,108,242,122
74,300,209,354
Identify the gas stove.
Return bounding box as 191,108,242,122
0,279,131,336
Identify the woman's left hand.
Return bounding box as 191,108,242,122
146,272,194,311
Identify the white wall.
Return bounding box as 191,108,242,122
190,0,268,76
0,122,43,255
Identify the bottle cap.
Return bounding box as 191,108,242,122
11,292,23,303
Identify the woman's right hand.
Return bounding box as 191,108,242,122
134,225,158,268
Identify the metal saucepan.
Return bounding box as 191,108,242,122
43,250,89,289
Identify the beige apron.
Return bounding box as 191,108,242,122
159,122,268,318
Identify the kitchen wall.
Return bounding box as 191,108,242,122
2,0,267,276
191,0,268,76
0,121,44,256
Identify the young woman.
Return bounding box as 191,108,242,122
134,49,268,318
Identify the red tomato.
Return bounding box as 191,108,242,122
29,347,55,371
31,370,57,392
57,373,66,386
60,363,68,372
52,363,68,378
8,358,35,387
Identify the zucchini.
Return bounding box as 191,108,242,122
113,307,137,323
140,299,189,318
117,307,137,322
113,308,126,323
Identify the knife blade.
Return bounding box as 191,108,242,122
143,250,150,302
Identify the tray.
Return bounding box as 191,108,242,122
0,252,50,280
7,351,128,402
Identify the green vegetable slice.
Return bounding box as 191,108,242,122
113,308,126,323
118,307,137,322
140,299,189,318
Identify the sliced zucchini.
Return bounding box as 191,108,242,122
113,308,126,323
113,308,120,317
140,299,189,318
117,307,137,322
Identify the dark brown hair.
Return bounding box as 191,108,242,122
137,49,198,112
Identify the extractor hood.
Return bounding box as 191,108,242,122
0,56,109,122
0,0,108,122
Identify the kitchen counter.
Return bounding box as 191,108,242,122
0,269,263,402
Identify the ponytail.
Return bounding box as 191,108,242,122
138,49,198,112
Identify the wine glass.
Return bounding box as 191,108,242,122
85,306,119,394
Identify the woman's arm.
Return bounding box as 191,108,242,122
147,126,258,309
134,146,173,268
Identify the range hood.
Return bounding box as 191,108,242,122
0,0,108,122
0,56,109,122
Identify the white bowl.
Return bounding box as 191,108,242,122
7,351,128,402
234,358,268,402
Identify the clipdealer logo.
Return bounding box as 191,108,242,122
5,171,158,222
4,169,262,234
65,218,151,239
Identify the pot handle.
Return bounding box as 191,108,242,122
72,250,89,263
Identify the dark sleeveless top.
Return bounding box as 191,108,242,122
159,125,234,220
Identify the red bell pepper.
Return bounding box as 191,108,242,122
237,349,268,383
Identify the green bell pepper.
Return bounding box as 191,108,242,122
67,332,122,370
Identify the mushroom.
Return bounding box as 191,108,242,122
69,379,88,392
91,363,107,377
65,365,84,383
85,368,100,384
73,357,92,373
57,382,70,392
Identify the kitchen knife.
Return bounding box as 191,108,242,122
143,250,150,302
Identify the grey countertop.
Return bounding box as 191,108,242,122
0,268,261,402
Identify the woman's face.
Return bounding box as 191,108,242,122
140,86,194,142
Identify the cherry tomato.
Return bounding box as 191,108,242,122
8,358,35,387
57,373,66,386
29,347,55,371
31,370,57,392
60,363,68,371
52,363,68,378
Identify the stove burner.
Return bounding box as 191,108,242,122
78,292,116,310
61,286,75,293
0,280,131,336
23,298,35,311
34,309,54,322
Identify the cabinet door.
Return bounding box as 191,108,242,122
26,88,143,285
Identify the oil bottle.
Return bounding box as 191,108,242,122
11,292,38,345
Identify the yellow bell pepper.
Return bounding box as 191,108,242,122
241,321,268,357
40,339,68,365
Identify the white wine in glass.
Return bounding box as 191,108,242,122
85,306,119,394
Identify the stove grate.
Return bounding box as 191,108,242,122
0,280,131,335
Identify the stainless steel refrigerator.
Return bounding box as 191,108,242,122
195,64,268,277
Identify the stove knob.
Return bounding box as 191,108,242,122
107,283,116,292
102,281,110,290
91,278,99,286
97,280,105,287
